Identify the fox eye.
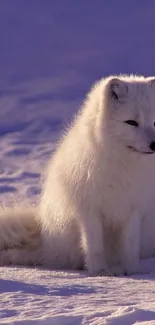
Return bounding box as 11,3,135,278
125,120,139,127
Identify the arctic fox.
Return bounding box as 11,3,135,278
1,75,155,276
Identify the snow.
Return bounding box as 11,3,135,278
0,1,155,324
1,259,155,324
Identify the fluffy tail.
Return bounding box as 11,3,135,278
0,205,42,266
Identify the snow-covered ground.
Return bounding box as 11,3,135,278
1,259,155,325
0,1,155,324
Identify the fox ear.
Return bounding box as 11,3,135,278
108,78,128,103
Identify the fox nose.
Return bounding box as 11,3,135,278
150,141,155,151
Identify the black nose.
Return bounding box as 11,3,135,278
150,141,155,151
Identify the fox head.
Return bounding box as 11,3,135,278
96,75,155,155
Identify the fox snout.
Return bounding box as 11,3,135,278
145,128,155,152
149,141,155,151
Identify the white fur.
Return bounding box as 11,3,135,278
1,75,155,276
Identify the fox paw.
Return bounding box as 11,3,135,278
98,269,113,277
88,268,113,277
